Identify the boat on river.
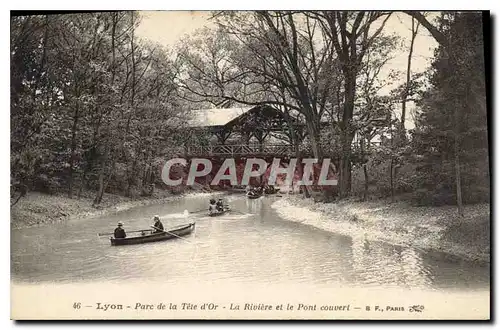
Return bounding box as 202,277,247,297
110,222,195,246
247,192,263,199
209,207,230,217
264,186,280,195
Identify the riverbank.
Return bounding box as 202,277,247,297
10,189,221,229
271,195,490,265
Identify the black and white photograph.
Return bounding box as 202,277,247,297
9,10,490,320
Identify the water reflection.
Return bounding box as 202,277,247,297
350,233,369,278
349,232,467,289
245,197,263,214
401,246,433,288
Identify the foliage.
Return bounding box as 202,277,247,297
411,12,489,206
11,12,190,204
11,11,489,210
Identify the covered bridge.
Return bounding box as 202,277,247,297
184,105,307,157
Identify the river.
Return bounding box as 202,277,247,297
11,194,489,291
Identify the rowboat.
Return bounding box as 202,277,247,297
247,192,263,199
209,208,230,217
110,222,195,246
264,187,280,194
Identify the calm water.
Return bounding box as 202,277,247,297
11,194,489,290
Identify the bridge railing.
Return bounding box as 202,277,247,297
185,143,295,157
182,141,382,157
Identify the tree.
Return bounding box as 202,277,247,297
11,12,190,205
412,12,488,212
309,11,393,197
179,12,339,159
400,17,420,134
178,11,345,197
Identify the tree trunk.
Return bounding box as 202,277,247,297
94,162,106,205
306,120,322,160
94,12,118,207
94,149,115,206
363,163,369,201
360,138,368,201
403,11,448,48
339,155,352,198
454,87,464,217
288,118,308,197
454,133,464,217
126,12,136,132
11,193,24,207
11,184,27,207
68,98,80,198
390,158,395,202
124,12,137,197
111,13,117,83
300,161,311,198
339,131,354,199
339,71,356,199
401,18,419,135
304,120,322,198
447,29,465,218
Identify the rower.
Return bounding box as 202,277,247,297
114,222,126,239
152,215,164,233
216,198,224,212
209,198,217,214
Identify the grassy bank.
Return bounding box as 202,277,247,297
272,195,490,265
10,188,216,229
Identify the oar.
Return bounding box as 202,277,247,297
228,209,245,215
97,229,151,237
150,225,195,244
189,209,208,214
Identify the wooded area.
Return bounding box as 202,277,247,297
11,11,489,217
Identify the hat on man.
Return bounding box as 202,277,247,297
117,221,124,226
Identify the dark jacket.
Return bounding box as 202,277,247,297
153,220,164,233
114,227,126,239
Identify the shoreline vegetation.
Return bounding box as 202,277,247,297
10,188,221,230
271,194,490,266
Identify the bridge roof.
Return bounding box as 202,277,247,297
186,107,252,128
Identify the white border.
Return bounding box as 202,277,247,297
2,2,497,329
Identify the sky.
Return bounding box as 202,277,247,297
136,11,213,47
135,11,440,130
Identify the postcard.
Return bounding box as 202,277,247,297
10,10,490,320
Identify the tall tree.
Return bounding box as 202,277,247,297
179,12,339,160
412,12,488,212
400,17,420,134
310,11,392,197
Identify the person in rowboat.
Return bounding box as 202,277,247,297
152,215,164,233
216,198,225,212
208,199,217,214
114,222,126,239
